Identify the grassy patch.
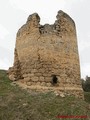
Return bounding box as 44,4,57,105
0,70,90,120
84,92,90,103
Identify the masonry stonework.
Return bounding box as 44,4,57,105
8,10,84,98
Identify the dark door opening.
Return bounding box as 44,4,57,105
52,75,58,85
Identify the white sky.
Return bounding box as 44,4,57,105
0,0,90,79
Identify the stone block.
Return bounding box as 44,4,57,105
39,76,45,82
31,77,39,82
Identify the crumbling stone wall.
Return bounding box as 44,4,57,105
8,10,84,98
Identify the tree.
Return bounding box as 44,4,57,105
85,76,90,91
81,76,90,92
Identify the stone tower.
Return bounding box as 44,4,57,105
8,10,84,98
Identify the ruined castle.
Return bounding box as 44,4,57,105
8,10,84,98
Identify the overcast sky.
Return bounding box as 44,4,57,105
0,0,90,78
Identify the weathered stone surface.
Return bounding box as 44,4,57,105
8,10,84,98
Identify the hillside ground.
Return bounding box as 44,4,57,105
0,70,90,120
